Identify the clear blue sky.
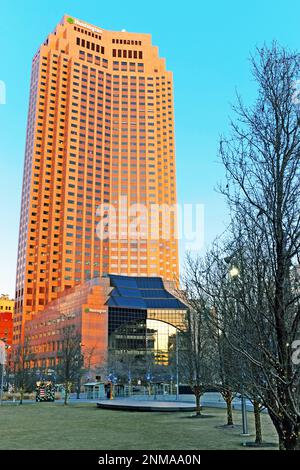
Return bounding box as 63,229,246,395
1,0,300,297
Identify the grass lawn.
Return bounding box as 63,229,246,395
0,403,278,450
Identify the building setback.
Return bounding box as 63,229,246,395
14,15,179,344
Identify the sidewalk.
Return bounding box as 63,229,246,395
0,392,265,412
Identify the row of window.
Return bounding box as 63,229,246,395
112,38,142,46
112,49,143,60
76,37,105,54
112,61,144,72
74,25,101,40
41,55,170,86
79,50,108,67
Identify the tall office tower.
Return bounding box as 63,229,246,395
14,15,179,343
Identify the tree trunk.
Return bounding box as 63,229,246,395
76,382,80,399
279,436,285,450
64,383,68,405
281,434,300,450
225,397,234,426
270,413,300,450
253,400,263,445
195,393,201,416
19,387,24,405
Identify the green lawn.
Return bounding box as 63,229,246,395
0,403,278,450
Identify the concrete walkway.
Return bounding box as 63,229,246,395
1,392,265,413
100,392,258,412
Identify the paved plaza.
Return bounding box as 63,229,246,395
97,399,196,411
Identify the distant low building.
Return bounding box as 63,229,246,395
0,295,14,348
0,311,13,347
84,382,105,400
0,294,14,314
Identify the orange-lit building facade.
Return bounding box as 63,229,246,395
24,279,109,370
15,15,179,344
0,295,14,349
0,312,13,348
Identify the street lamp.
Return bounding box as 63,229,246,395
128,369,132,397
0,339,7,406
229,266,239,278
227,261,250,439
146,371,152,397
175,328,179,401
240,394,250,437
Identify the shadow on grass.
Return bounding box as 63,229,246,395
242,441,278,448
182,414,217,419
215,424,243,430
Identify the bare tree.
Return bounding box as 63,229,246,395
186,255,245,428
11,339,36,404
214,331,238,426
56,325,84,405
186,249,271,442
84,345,97,381
180,289,216,417
206,42,300,450
225,334,266,445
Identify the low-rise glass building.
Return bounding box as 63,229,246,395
25,275,187,375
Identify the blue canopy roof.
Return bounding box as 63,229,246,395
107,275,187,310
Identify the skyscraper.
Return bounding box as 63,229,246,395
14,15,179,344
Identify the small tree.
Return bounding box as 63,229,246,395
180,299,215,417
214,331,237,426
57,325,84,405
11,339,36,404
185,244,277,442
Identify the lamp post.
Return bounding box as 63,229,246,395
0,340,7,406
175,328,179,401
112,374,117,399
0,364,4,406
170,375,173,396
146,371,152,397
128,369,132,397
240,394,250,437
227,263,250,439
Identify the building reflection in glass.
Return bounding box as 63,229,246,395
109,319,178,366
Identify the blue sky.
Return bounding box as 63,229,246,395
1,0,300,297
